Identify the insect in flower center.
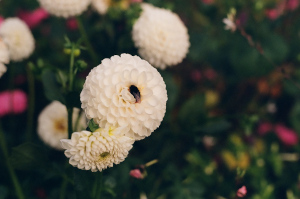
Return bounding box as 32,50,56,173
100,152,110,159
129,85,141,103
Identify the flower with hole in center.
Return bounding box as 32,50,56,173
132,4,190,69
37,101,86,150
37,0,92,18
61,126,133,172
0,18,35,62
80,54,167,140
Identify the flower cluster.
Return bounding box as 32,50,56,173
61,54,167,171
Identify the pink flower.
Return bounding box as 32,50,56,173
265,9,280,20
129,169,143,179
202,0,214,5
274,124,298,146
0,90,27,117
204,68,217,80
237,186,247,198
66,18,78,31
286,0,299,10
257,122,273,135
191,70,202,82
17,8,49,29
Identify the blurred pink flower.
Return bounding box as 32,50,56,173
66,18,78,31
17,8,49,29
202,0,214,5
286,0,299,10
204,68,217,80
274,124,298,146
257,122,273,135
265,9,280,20
237,186,247,197
0,90,27,117
129,169,143,179
191,69,202,82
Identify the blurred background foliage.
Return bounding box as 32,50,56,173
0,0,300,198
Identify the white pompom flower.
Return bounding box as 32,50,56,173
0,18,35,62
80,54,167,140
132,4,190,69
60,127,133,172
92,0,111,15
37,0,92,18
38,101,87,150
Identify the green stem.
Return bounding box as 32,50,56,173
69,44,75,92
26,64,35,141
93,172,103,199
67,107,73,139
0,123,25,199
59,178,68,199
67,45,75,139
75,16,99,65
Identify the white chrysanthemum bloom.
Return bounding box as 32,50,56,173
38,101,87,150
60,127,133,172
0,38,9,65
0,18,35,62
132,4,190,69
80,54,167,140
37,0,92,18
0,63,7,78
92,0,111,15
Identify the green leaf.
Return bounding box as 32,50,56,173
194,119,231,135
0,185,8,199
9,143,49,170
161,71,179,111
87,119,100,132
41,69,65,104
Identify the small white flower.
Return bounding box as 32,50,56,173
80,54,168,140
37,0,92,18
223,17,236,32
37,101,87,150
60,127,133,172
91,0,111,15
132,4,190,69
0,63,7,78
223,9,236,32
0,18,35,62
